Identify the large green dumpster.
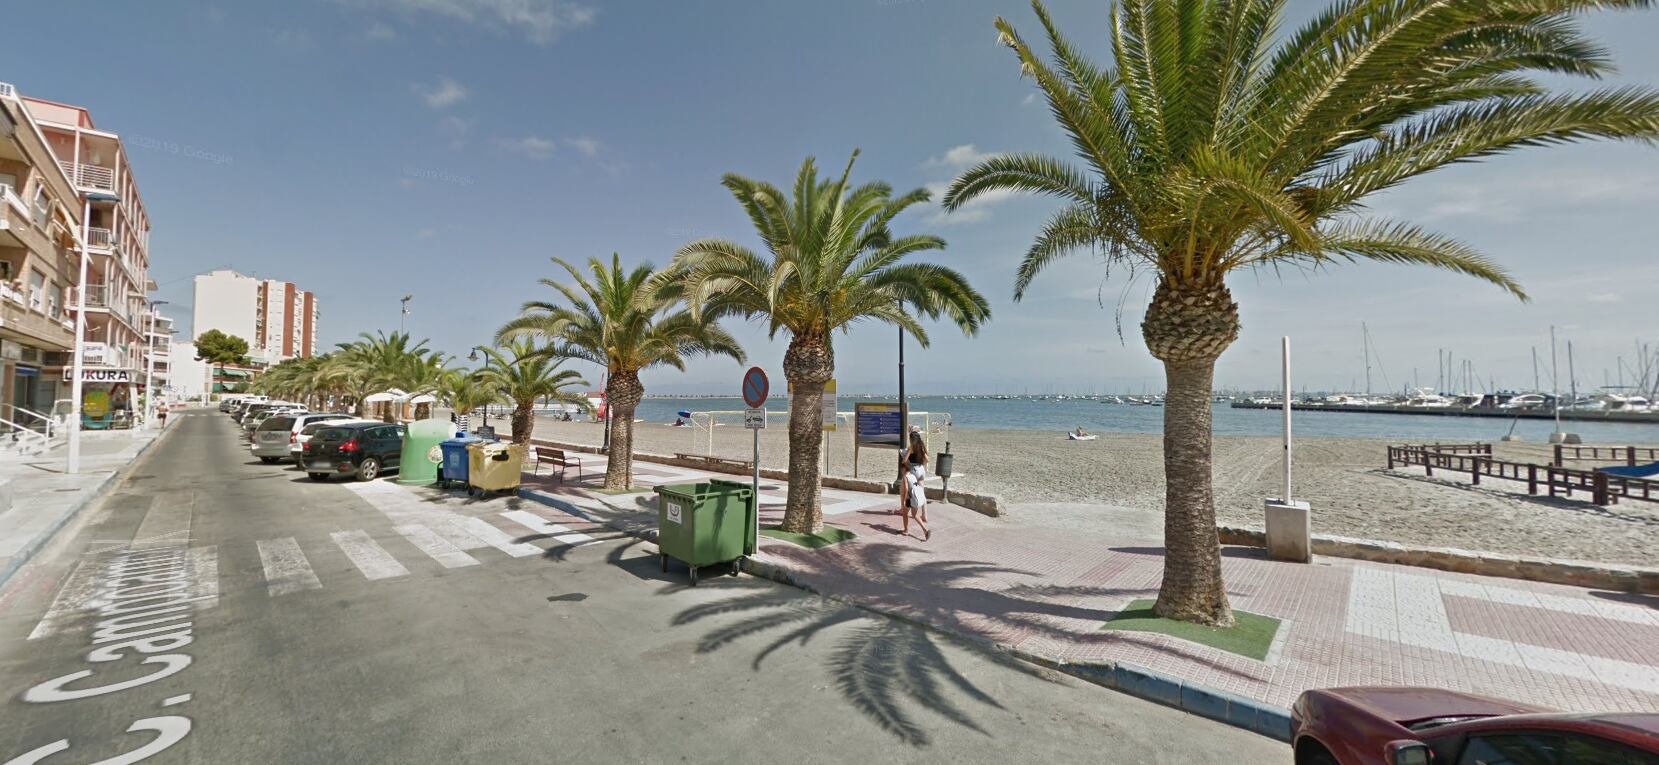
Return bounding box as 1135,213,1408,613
655,479,756,585
397,418,454,485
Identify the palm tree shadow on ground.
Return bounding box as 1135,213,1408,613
670,578,1056,748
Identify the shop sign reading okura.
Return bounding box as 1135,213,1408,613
61,368,134,383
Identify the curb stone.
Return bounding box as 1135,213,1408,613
517,485,1294,742
0,425,177,590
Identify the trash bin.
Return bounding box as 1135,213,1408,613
438,435,482,489
467,441,526,497
398,418,454,486
654,479,756,585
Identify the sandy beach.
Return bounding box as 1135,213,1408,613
530,416,1659,568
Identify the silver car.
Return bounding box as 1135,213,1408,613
252,412,355,463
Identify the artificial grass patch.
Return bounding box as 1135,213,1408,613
1100,599,1280,661
761,525,857,550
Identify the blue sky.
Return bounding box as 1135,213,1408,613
6,0,1658,395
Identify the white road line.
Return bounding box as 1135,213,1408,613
457,516,542,558
131,497,191,550
500,510,596,546
330,530,411,581
187,546,219,608
257,538,323,596
395,524,480,568
340,479,491,552
28,560,102,640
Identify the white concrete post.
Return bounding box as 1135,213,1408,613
67,200,91,474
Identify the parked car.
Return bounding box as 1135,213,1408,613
290,418,378,462
240,402,299,429
300,422,406,481
1291,687,1659,764
243,407,303,438
250,413,355,463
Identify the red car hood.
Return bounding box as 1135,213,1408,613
1320,687,1546,727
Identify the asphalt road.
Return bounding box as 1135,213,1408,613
0,410,1287,764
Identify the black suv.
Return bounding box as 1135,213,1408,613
300,422,405,481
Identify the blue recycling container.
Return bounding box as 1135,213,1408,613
438,436,483,489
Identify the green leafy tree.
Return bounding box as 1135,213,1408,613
498,254,745,489
675,152,990,533
440,368,504,422
946,0,1659,625
195,329,250,374
476,339,591,445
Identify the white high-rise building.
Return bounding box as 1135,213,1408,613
191,269,317,364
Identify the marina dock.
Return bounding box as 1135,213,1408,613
1230,400,1659,424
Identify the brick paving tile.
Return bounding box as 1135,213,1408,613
518,454,1659,713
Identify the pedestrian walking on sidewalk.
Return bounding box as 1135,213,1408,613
898,428,930,540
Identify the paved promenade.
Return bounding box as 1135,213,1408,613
517,447,1659,716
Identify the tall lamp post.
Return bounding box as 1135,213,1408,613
467,346,492,433
66,200,92,475
400,294,412,334
896,326,908,491
142,299,169,430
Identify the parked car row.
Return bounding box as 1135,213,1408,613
219,395,408,482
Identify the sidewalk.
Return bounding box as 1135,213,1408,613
516,450,1659,725
0,426,167,586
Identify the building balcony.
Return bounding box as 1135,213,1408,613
87,226,113,249
0,290,76,351
57,160,116,193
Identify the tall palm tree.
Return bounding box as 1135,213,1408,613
475,339,591,445
676,152,991,534
946,0,1659,626
498,254,745,489
440,368,503,426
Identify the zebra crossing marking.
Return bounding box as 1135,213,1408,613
500,510,597,546
257,538,322,596
456,516,542,558
394,525,481,568
330,530,410,580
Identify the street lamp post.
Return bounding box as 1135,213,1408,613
896,326,908,492
400,294,412,334
142,299,169,430
67,200,92,475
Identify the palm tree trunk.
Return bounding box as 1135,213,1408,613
1156,358,1233,626
1142,280,1240,627
604,370,644,490
781,334,833,534
511,401,534,445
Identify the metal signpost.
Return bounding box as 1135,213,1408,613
742,367,769,546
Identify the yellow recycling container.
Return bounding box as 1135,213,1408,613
467,441,526,497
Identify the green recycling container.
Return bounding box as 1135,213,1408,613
654,479,756,586
397,418,455,485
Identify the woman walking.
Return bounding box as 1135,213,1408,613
898,427,930,540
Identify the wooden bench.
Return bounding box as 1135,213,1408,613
674,453,755,474
529,446,584,481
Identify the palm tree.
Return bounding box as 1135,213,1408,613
439,368,503,426
946,0,1659,626
326,331,435,417
675,152,990,534
475,339,591,445
498,254,745,490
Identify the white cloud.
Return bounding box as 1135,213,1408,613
416,228,437,239
1587,291,1623,304
562,136,600,157
1022,93,1038,107
497,135,557,160
924,144,994,169
366,22,397,40
438,115,474,149
341,0,596,44
416,77,468,109
922,182,1017,226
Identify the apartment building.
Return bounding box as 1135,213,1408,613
0,81,83,421
6,82,162,430
193,269,318,364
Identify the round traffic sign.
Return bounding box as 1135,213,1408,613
742,367,769,408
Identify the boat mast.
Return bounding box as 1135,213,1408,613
1362,323,1372,395
1532,347,1540,392
1568,340,1578,403
1550,326,1562,436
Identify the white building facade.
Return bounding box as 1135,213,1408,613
192,269,317,365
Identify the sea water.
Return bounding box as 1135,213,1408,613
630,395,1659,444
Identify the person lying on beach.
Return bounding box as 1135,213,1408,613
899,429,930,540
1074,426,1089,438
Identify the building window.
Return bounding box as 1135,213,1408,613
28,269,46,312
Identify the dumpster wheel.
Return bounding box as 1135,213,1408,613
659,553,667,573
689,565,698,587
731,556,744,577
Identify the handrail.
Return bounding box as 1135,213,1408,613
0,403,58,437
1388,444,1657,507
0,415,49,455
